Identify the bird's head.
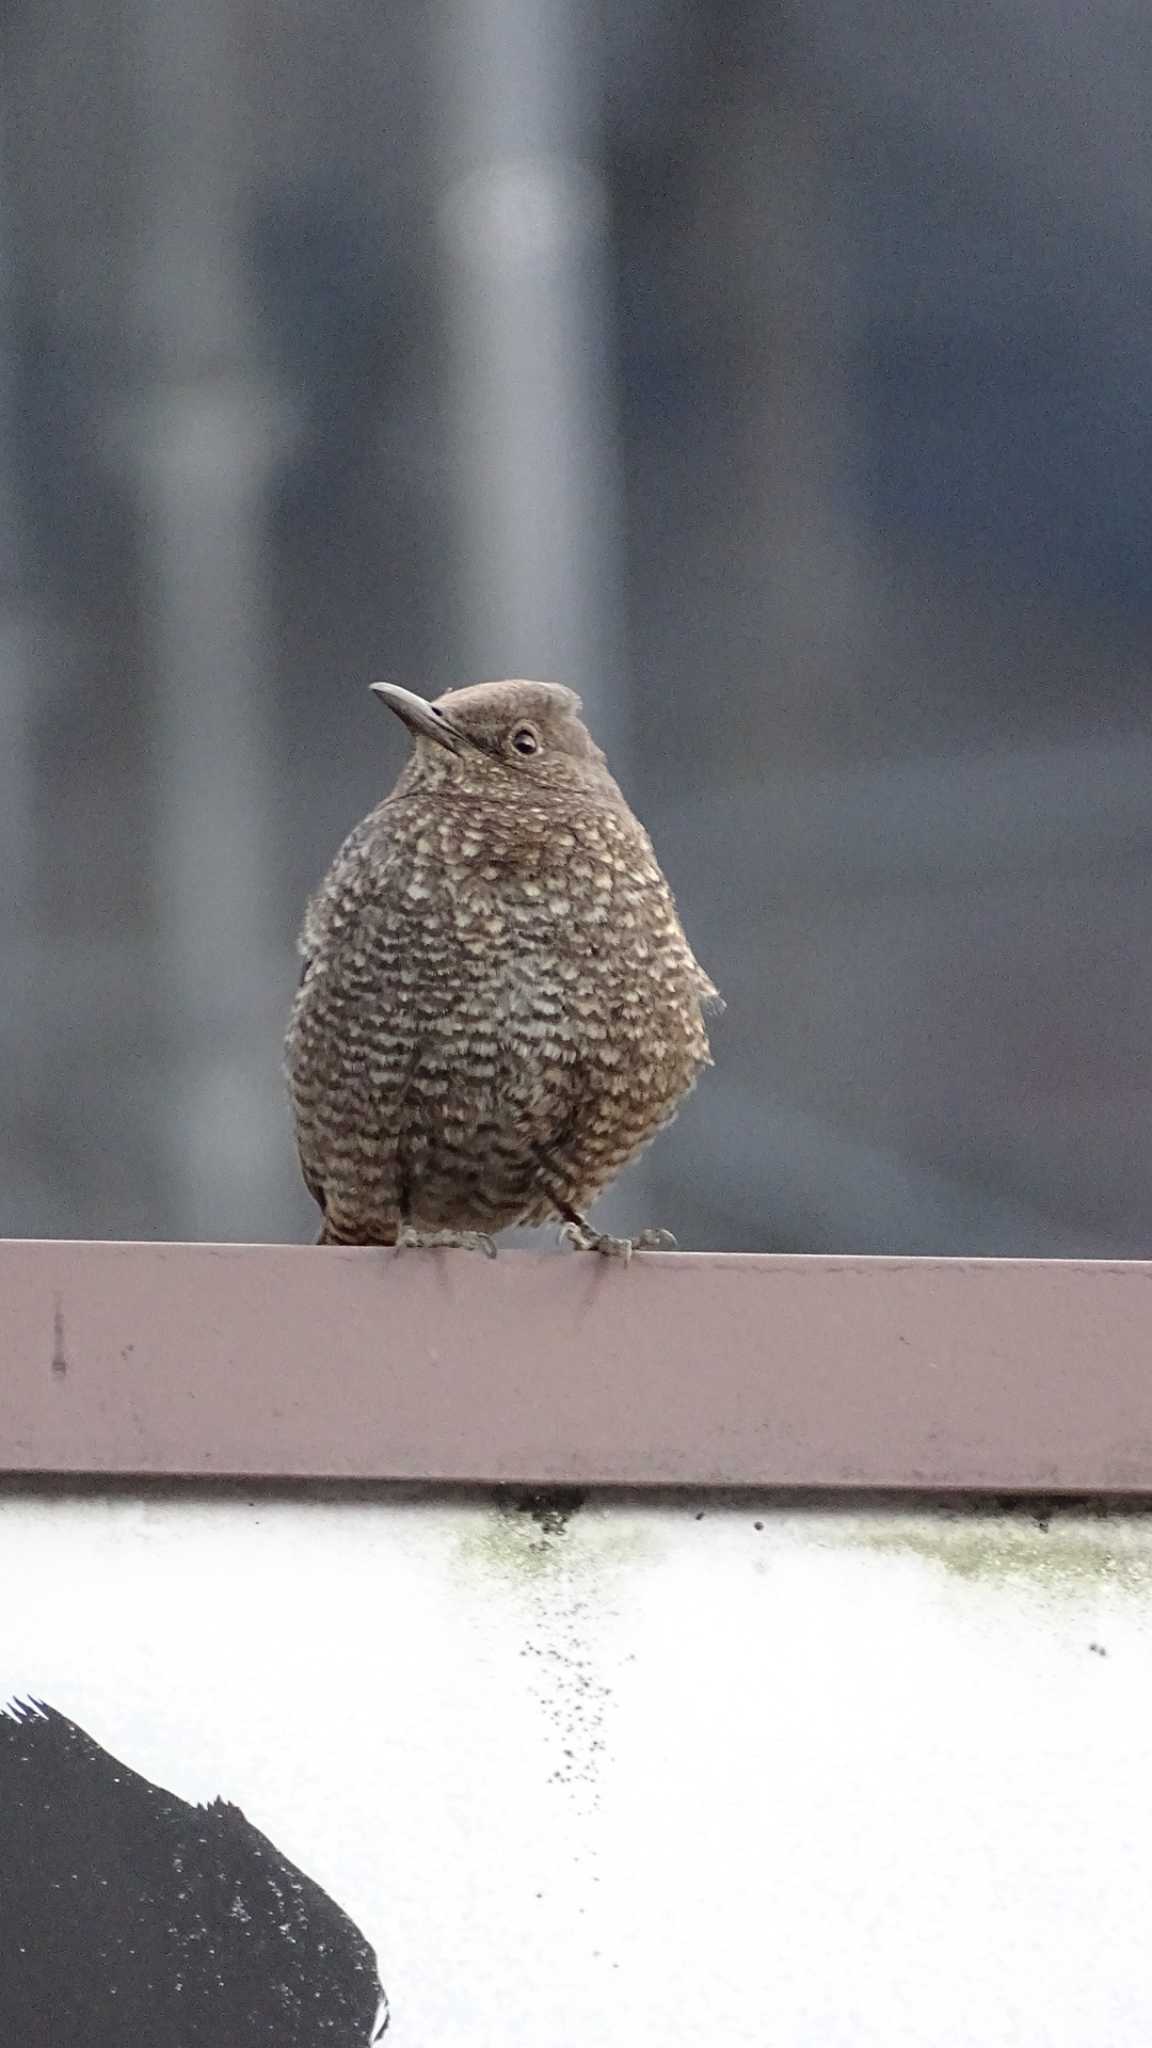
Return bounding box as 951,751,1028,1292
370,678,617,801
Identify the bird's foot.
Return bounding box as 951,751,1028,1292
558,1222,677,1262
396,1225,498,1260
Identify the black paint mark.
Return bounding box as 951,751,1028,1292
50,1296,67,1376
0,1700,388,2045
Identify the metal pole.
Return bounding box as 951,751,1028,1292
434,0,627,758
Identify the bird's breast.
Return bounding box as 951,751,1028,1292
394,857,624,950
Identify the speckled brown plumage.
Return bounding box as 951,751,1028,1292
285,678,720,1255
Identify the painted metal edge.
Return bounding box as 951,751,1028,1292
0,1239,1150,1491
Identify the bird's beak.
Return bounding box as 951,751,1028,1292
370,681,460,753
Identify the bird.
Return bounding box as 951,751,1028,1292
286,678,720,1257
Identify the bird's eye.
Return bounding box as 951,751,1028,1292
511,726,540,756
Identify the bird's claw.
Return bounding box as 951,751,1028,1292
396,1226,498,1259
558,1222,677,1261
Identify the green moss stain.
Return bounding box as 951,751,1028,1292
458,1490,584,1583
842,1510,1152,1598
456,1487,655,1589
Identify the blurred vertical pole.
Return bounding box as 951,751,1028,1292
434,0,627,759
124,0,295,1240
434,0,649,1228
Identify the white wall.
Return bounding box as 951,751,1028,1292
4,1485,1152,2045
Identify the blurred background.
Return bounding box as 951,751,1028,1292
2,0,1151,1254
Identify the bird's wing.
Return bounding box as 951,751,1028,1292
295,809,386,973
295,888,320,990
696,965,725,1014
297,1145,326,1215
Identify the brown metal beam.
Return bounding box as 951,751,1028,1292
1,1239,1149,1491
